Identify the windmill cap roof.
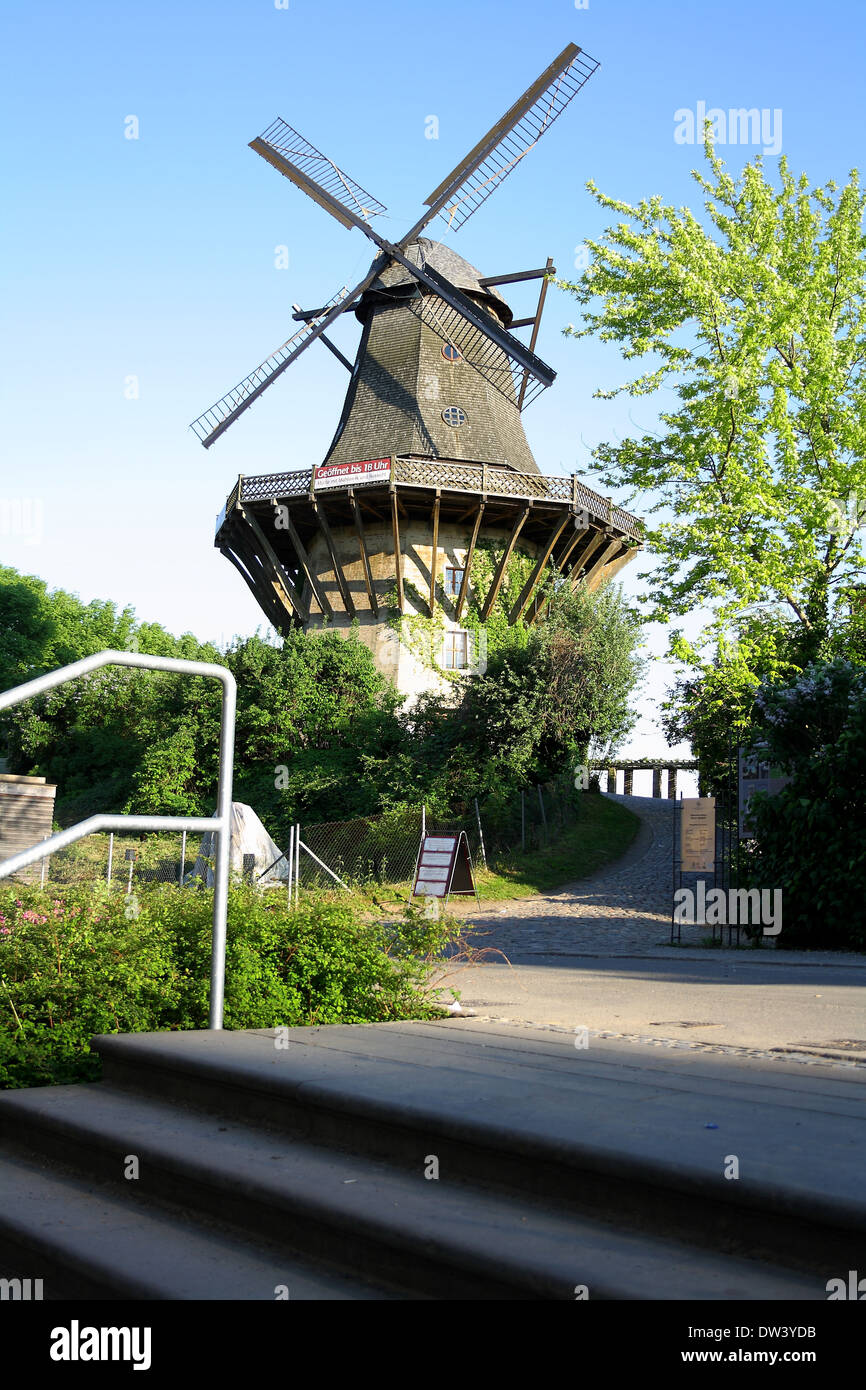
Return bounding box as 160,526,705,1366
365,238,512,326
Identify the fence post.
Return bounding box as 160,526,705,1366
295,822,301,906
521,790,525,852
422,804,426,839
106,832,114,887
474,798,487,868
537,785,547,839
286,824,295,906
180,829,187,884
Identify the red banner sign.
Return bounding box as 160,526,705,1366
314,458,391,490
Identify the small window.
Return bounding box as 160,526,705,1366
443,630,471,670
444,566,464,597
442,343,462,362
442,406,466,428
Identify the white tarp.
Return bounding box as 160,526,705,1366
187,802,290,888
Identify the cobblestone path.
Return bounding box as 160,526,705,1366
462,794,698,956
461,794,860,964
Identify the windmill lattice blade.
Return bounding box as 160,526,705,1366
406,289,553,410
190,287,351,448
421,45,599,233
251,119,387,229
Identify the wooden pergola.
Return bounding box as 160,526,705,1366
216,455,643,634
591,760,699,798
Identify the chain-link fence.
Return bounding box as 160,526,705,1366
13,773,581,898
294,773,581,893
26,831,204,891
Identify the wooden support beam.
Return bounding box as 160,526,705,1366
227,523,300,634
358,499,386,523
291,305,353,372
238,505,307,621
517,256,554,411
221,545,278,626
350,488,378,617
455,502,484,620
582,538,624,593
276,503,333,619
478,266,552,287
390,489,404,614
558,518,595,570
526,523,603,625
584,542,636,592
429,491,441,614
311,499,355,617
508,513,571,624
221,539,295,636
480,506,530,620
567,530,609,587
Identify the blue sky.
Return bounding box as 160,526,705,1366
2,0,864,788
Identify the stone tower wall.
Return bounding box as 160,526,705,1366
303,520,540,700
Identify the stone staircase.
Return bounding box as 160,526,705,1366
0,1020,863,1299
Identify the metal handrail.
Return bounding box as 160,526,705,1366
0,650,237,1030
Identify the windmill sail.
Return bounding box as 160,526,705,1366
250,120,387,230
420,44,599,233
194,43,599,450
190,287,351,448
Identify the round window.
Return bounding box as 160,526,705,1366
442,406,467,428
441,343,462,362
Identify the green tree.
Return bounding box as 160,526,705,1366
393,580,644,806
662,614,801,795
558,137,866,667
1,565,642,837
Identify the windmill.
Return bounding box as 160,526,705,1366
196,43,642,697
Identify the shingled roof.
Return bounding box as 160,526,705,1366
364,238,512,326
324,240,540,474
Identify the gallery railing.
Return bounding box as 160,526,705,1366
233,457,643,541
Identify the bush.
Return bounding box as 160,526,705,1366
746,659,866,949
0,881,460,1089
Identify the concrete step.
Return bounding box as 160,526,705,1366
0,1079,819,1301
93,1020,866,1279
1,1019,862,1299
0,1149,393,1300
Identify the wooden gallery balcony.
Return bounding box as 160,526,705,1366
214,455,643,634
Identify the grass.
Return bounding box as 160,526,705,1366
472,795,640,901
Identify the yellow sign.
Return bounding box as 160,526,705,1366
680,797,716,872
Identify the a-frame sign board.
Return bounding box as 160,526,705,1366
411,832,478,904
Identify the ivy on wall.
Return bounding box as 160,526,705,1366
385,541,544,679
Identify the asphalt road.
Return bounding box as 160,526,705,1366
432,953,866,1060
